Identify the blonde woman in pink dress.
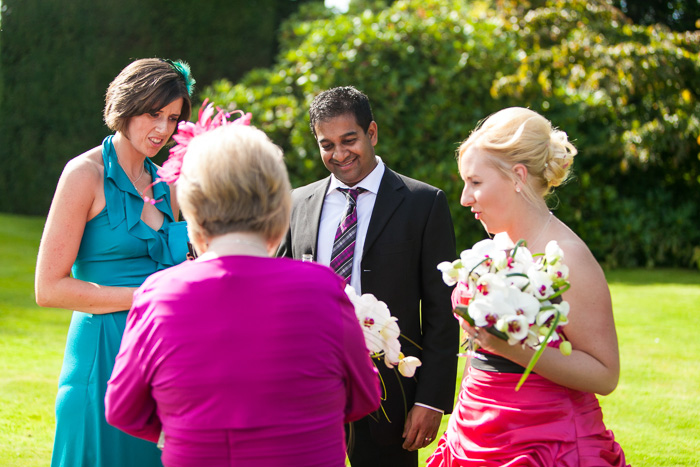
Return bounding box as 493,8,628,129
105,123,381,466
427,107,628,467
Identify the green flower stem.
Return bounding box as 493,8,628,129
515,311,561,391
546,283,571,301
469,257,490,277
511,238,528,257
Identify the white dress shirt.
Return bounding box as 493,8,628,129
316,157,385,294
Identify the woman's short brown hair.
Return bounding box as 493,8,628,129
177,124,291,243
103,58,193,134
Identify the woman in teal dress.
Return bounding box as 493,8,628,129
35,58,195,467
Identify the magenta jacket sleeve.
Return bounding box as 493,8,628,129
104,288,162,443
339,295,383,423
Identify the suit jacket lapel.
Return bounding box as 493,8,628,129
363,168,405,255
296,178,330,257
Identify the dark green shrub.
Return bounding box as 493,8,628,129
0,0,319,216
202,0,700,268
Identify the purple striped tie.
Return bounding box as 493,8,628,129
330,188,365,281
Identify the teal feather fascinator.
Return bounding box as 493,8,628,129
164,59,196,96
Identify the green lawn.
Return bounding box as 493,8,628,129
1,213,699,466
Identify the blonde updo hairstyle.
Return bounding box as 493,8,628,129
458,107,577,204
177,124,291,245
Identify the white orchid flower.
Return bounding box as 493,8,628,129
503,272,530,290
546,331,561,344
457,266,474,284
512,243,535,266
460,239,499,277
474,272,507,297
545,240,564,265
398,354,422,377
345,284,360,302
361,324,384,355
468,298,501,327
383,336,402,368
345,285,420,377
379,316,400,342
469,285,515,327
524,326,541,347
536,309,556,327
504,287,541,324
547,262,570,283
492,235,514,251
496,314,530,344
437,260,461,286
493,249,510,270
554,301,570,318
537,301,570,326
526,267,554,299
346,286,391,355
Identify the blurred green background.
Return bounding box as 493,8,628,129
1,1,700,465
1,0,699,268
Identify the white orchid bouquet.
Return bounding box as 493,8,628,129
437,238,572,390
345,285,422,378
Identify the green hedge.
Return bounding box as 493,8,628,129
200,0,700,268
0,0,318,216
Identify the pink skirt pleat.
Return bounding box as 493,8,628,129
426,367,628,467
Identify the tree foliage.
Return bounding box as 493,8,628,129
202,0,700,268
612,0,700,32
0,0,317,216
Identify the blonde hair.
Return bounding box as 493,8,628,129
458,107,577,203
177,125,291,243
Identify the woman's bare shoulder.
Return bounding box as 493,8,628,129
555,225,606,284
62,146,104,183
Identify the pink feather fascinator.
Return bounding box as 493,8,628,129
144,99,252,204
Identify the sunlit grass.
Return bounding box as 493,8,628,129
1,214,698,466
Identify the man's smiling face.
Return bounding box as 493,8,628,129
315,113,378,187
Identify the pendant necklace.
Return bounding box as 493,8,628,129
117,154,146,197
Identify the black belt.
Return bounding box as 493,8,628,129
471,351,526,374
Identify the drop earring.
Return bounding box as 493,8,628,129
515,185,521,193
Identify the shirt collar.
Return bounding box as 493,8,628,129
327,156,385,196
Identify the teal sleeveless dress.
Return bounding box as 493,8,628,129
51,136,189,467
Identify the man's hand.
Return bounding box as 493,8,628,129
401,405,442,451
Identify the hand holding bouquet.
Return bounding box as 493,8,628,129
438,238,572,390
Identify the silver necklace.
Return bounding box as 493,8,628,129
116,154,146,195
530,211,553,248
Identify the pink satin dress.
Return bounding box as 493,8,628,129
427,365,628,467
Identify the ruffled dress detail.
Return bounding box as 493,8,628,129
426,368,628,467
51,135,189,467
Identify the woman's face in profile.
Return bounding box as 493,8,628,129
125,98,183,158
459,146,514,234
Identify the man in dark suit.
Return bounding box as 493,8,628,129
278,86,459,466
